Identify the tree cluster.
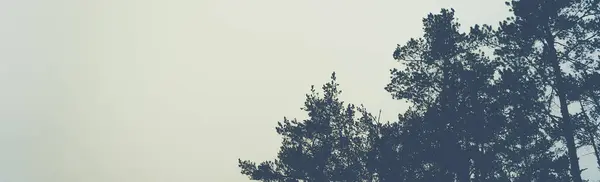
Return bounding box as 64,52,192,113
237,1,600,181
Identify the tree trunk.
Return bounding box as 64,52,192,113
544,25,583,182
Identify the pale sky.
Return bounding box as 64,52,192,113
0,0,598,181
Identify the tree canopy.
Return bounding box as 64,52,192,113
237,1,600,181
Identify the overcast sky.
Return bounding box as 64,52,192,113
0,0,598,181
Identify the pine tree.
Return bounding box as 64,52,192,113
497,1,600,181
387,8,569,181
237,2,600,181
238,73,380,181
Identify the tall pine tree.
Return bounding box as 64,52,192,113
387,8,569,181
497,0,600,181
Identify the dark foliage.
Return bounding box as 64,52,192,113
238,73,380,181
237,1,600,181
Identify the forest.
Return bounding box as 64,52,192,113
237,0,600,181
